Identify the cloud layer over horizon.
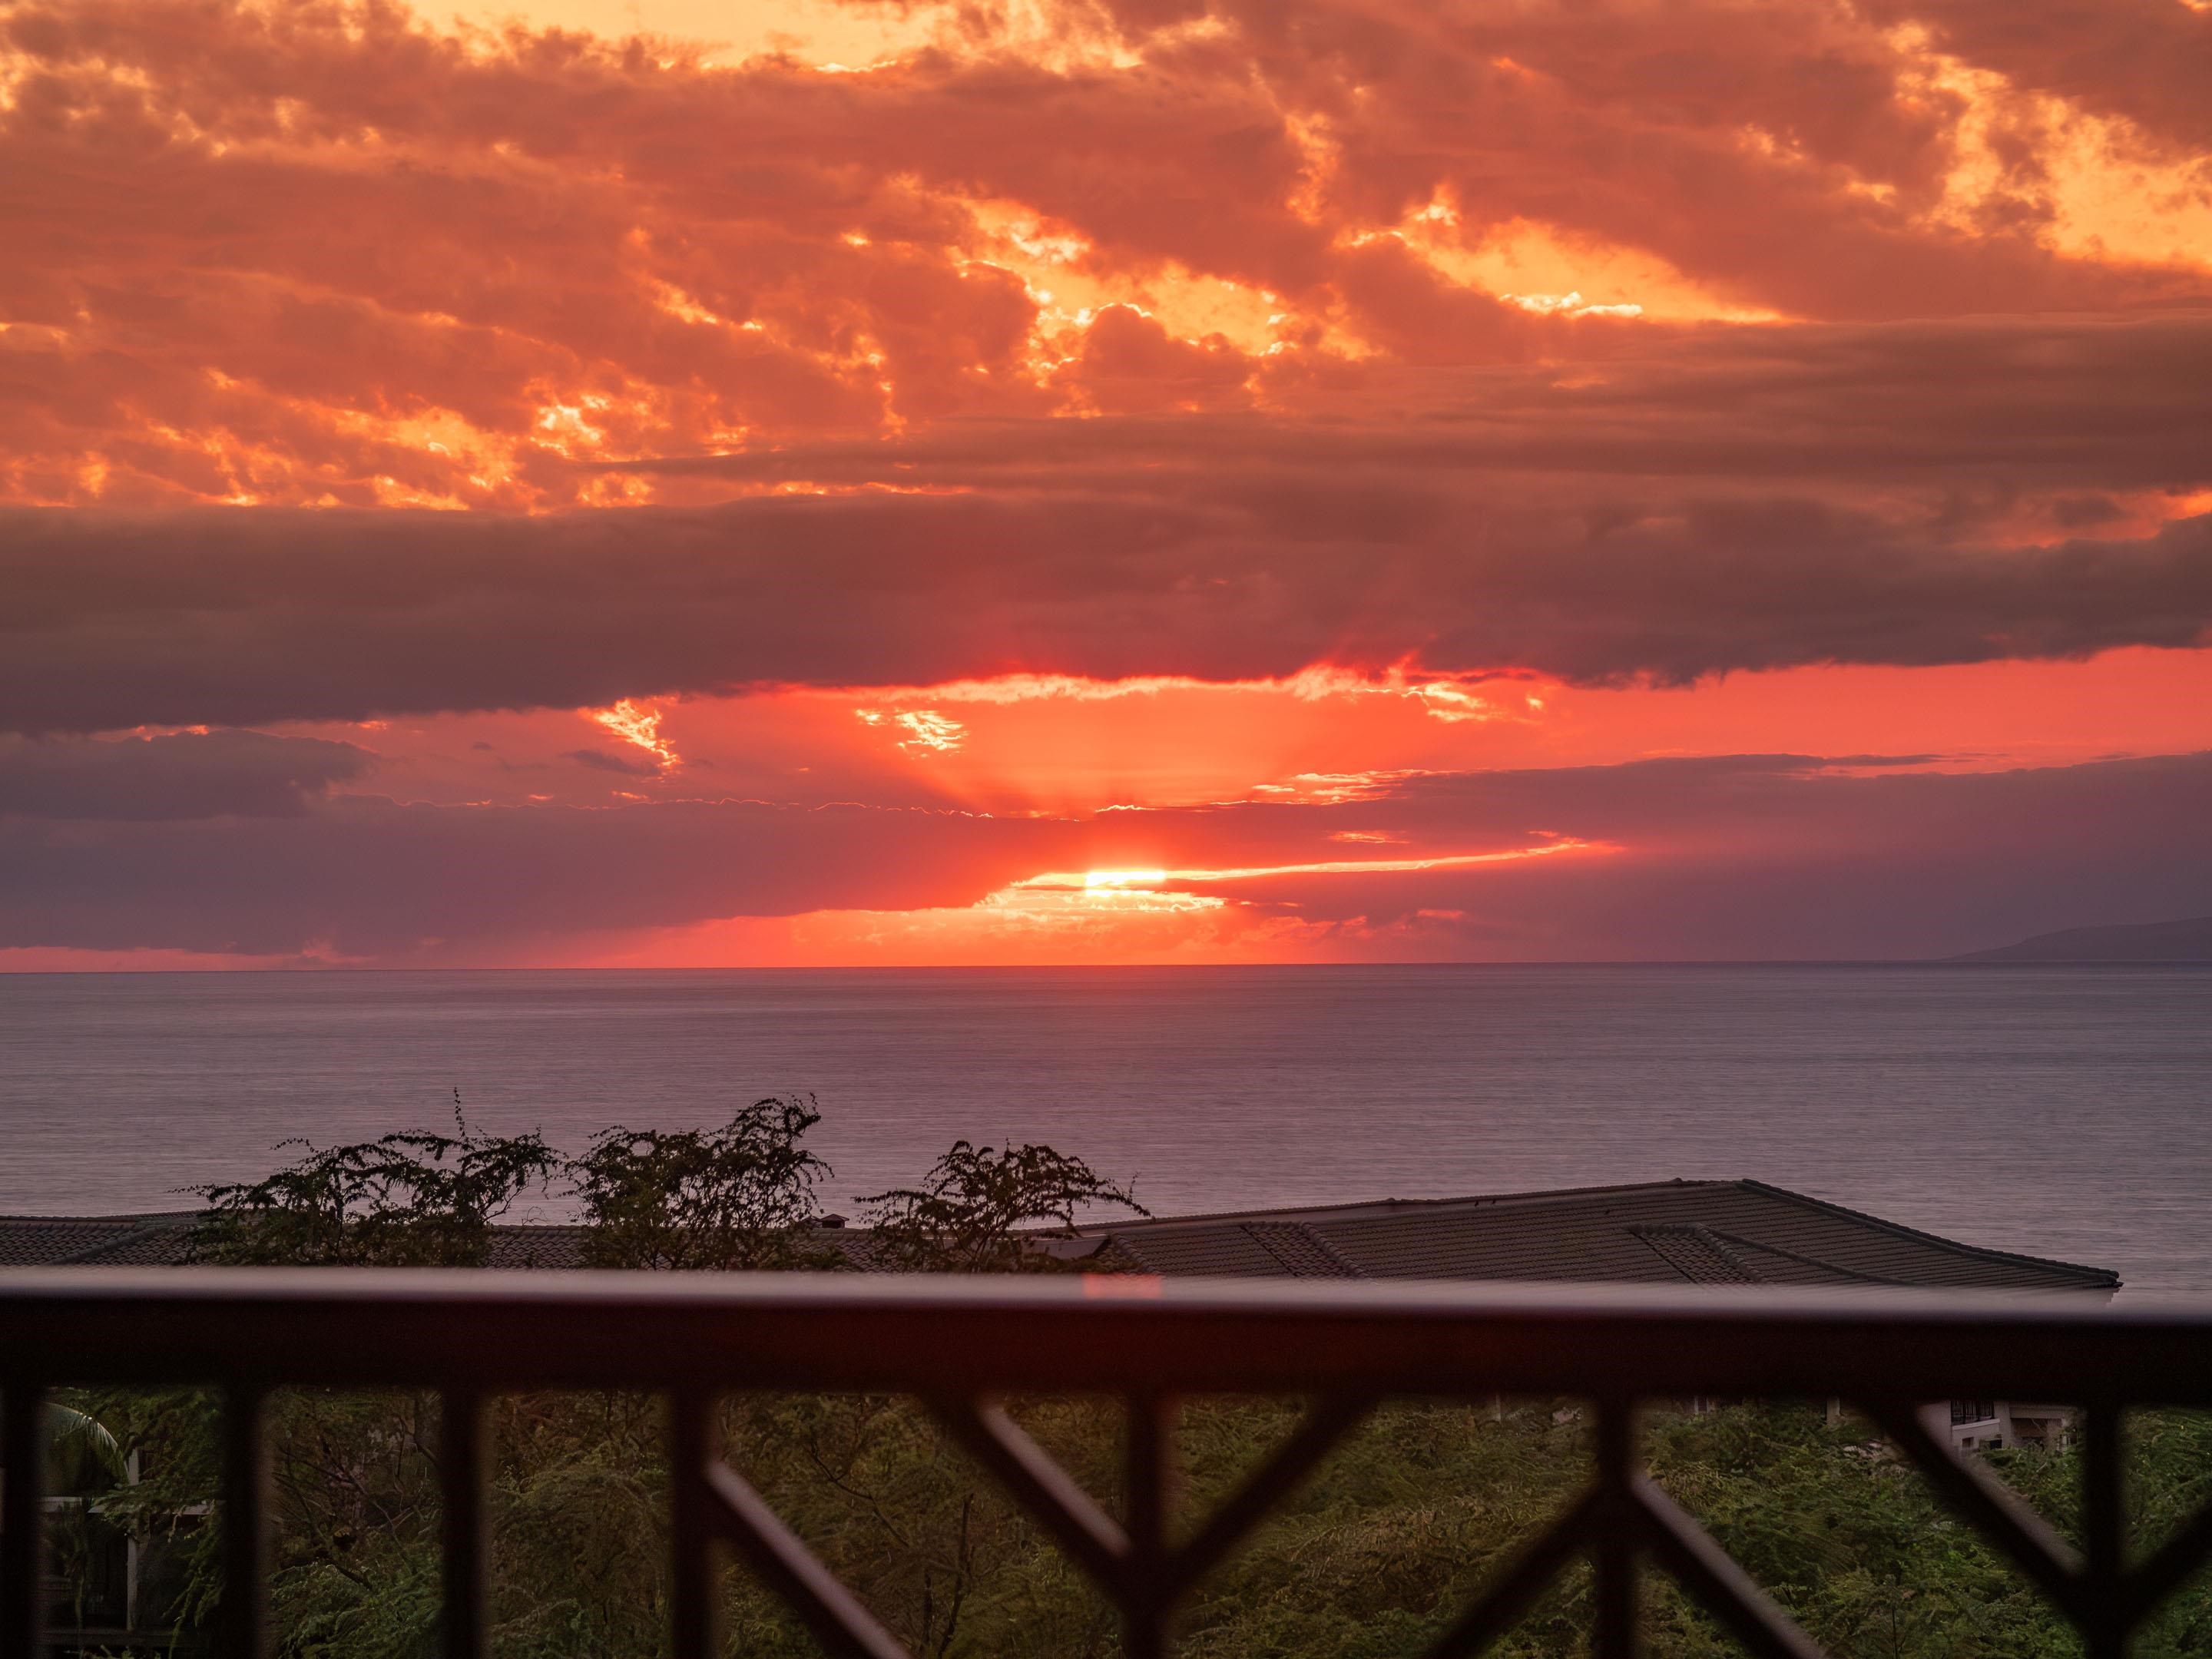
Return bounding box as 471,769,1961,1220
5,0,2210,964
5,747,2209,962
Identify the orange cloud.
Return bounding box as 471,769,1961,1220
3,0,2206,508
7,0,2212,965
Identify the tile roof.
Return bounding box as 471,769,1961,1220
0,1213,203,1268
485,1227,588,1270
1084,1180,2120,1292
1629,1224,1764,1286
0,1181,2119,1291
1242,1222,1366,1279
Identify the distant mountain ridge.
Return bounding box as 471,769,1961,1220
1951,916,2212,962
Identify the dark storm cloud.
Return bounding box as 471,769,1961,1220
671,315,2212,494
0,730,375,820
4,487,2208,734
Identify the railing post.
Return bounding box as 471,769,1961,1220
1123,1391,1174,1659
1,1383,44,1659
669,1389,719,1659
1592,1399,1640,1659
221,1385,270,1659
441,1389,489,1659
2084,1405,2128,1659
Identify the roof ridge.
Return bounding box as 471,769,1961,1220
1709,1228,1904,1287
1069,1178,1727,1234
1732,1180,2119,1286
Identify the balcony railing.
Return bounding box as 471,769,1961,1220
3,1270,2211,1659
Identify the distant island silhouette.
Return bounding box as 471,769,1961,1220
1951,916,2212,962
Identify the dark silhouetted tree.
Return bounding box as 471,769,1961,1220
188,1121,557,1267
571,1095,840,1270
860,1140,1146,1272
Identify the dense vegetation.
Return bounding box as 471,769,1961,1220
51,1104,2212,1657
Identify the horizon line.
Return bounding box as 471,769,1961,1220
8,959,2210,977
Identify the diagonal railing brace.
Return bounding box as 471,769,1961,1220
1866,1401,2086,1621
699,1459,915,1659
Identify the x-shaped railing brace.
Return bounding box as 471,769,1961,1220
670,1392,2212,1659
671,1389,1376,1659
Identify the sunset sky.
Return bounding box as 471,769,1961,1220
3,0,2210,967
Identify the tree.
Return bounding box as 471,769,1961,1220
571,1096,841,1270
859,1140,1147,1273
188,1119,558,1267
45,1400,127,1492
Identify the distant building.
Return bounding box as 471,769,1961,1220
1050,1179,2119,1300
1945,1399,2076,1452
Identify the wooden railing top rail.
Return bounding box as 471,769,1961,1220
0,1268,2200,1401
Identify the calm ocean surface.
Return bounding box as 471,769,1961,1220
2,965,2207,1292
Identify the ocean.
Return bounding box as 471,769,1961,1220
2,964,2207,1292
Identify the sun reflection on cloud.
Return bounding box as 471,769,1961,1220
586,699,680,767
857,707,969,754
601,836,1618,965
1385,207,1787,324
1887,25,2212,269
1012,836,1608,903
1083,868,1170,888
1249,771,1416,803
1499,290,1644,319
841,667,1556,727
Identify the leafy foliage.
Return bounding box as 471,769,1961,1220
45,1400,127,1492
1641,1404,2078,1657
188,1119,558,1267
861,1140,1147,1272
78,1387,227,1636
84,1117,2212,1657
571,1096,839,1270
